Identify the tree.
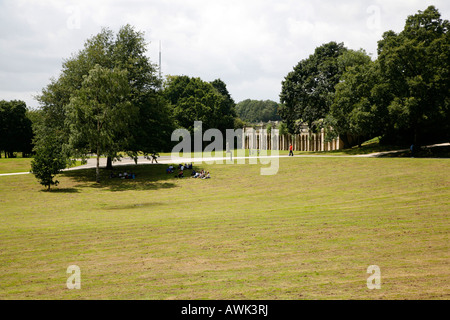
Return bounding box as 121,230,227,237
66,65,134,183
329,50,385,147
30,130,66,191
280,42,347,133
35,25,172,184
0,100,33,158
377,6,450,145
164,76,237,134
113,25,174,160
210,78,237,131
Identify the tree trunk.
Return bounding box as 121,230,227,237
340,134,350,149
106,156,113,170
96,147,100,183
413,126,418,145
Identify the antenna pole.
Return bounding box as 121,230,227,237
159,41,162,81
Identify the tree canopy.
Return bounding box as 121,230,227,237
66,65,134,182
0,100,33,158
163,75,237,133
279,42,347,133
33,25,173,185
235,99,281,123
377,5,450,145
279,6,449,147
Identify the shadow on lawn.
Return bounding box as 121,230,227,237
40,187,81,193
377,145,450,158
62,164,179,192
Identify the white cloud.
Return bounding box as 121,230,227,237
0,0,449,108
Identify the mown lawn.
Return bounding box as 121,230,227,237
0,156,448,299
0,158,32,174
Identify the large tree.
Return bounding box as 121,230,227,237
66,65,134,183
377,5,450,145
329,50,388,147
164,75,237,134
279,42,347,133
34,25,172,184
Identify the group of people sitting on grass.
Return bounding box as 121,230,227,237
109,171,136,180
166,163,210,179
191,169,211,179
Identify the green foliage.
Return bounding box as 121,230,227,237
0,100,33,158
281,6,449,148
377,5,450,145
34,25,172,185
235,99,281,123
30,134,66,190
163,75,236,133
233,117,246,129
66,65,134,182
330,50,384,147
280,42,347,132
277,122,289,136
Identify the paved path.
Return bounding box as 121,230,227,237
1,142,448,177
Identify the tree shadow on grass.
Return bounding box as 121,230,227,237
104,202,166,210
39,187,80,193
377,145,450,158
62,164,178,192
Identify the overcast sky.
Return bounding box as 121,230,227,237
1,0,449,108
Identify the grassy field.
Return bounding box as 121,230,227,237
0,156,448,299
0,158,32,174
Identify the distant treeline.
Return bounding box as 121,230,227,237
235,99,281,123
0,100,33,158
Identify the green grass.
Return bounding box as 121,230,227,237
0,156,449,299
0,158,32,174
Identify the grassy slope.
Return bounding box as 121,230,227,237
0,157,448,299
0,158,32,174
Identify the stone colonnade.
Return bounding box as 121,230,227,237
242,127,343,152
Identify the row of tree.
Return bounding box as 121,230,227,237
0,100,33,158
279,6,449,148
12,6,449,189
235,99,281,123
29,25,241,189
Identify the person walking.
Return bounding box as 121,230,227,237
289,144,294,157
226,141,232,161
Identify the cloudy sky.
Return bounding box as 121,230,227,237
1,0,449,108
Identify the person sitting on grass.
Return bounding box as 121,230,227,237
202,172,211,179
193,170,203,178
176,170,184,178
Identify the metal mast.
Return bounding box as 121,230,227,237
159,41,162,83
